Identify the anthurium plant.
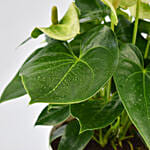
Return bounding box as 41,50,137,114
1,0,150,149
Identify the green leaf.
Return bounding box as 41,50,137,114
75,0,110,22
71,94,123,132
114,43,150,148
50,125,67,144
35,105,70,126
129,0,150,20
115,15,133,43
0,73,26,103
115,15,150,59
0,45,54,103
139,20,150,34
120,0,136,9
101,0,118,25
31,3,80,41
58,120,93,150
20,26,119,104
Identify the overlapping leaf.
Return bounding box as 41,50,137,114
71,94,123,132
31,3,80,41
75,0,110,22
114,43,150,148
58,120,93,150
115,15,150,58
20,26,119,104
35,105,70,126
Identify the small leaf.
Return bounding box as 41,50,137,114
129,0,150,20
20,26,119,104
31,3,80,41
58,120,93,150
75,0,110,22
114,43,150,148
50,125,67,144
0,73,26,103
101,0,118,25
35,105,70,126
71,94,123,132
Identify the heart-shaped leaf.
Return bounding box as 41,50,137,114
31,3,80,41
58,120,93,150
20,26,119,104
75,0,110,22
35,105,70,126
114,43,150,148
129,0,150,20
71,94,123,132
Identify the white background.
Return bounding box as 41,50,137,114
0,0,72,150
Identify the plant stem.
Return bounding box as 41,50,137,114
132,0,140,44
106,78,112,101
99,129,105,147
106,12,115,101
93,136,100,144
144,35,150,59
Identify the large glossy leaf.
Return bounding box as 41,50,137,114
71,94,123,132
0,73,26,103
35,105,70,126
31,3,80,41
20,26,119,104
129,0,150,20
75,0,110,22
58,120,93,150
114,43,150,148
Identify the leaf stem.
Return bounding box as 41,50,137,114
144,35,150,59
132,0,140,44
106,12,115,101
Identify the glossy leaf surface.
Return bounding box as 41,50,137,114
129,0,150,20
114,43,150,148
20,26,119,104
31,3,80,41
71,95,123,132
58,120,93,150
75,0,110,21
35,105,70,126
